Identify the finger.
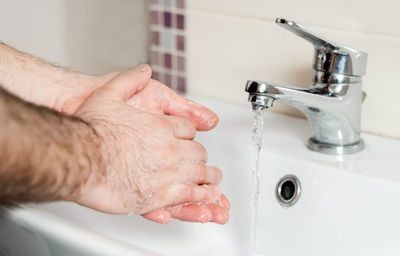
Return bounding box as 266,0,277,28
168,204,212,223
165,184,222,207
101,64,152,101
220,194,231,210
166,199,229,224
177,162,222,185
142,208,171,224
207,204,230,224
178,140,208,162
165,115,196,140
149,79,219,131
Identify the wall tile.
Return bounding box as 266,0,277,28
176,0,185,9
176,35,185,51
163,11,172,28
149,0,187,93
177,56,185,71
176,14,185,29
186,10,400,138
150,10,159,25
161,31,174,50
187,0,400,37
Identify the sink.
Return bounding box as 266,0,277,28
6,95,400,256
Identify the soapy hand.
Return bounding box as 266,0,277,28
72,65,230,224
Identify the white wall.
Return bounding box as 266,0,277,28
0,0,148,75
186,0,400,139
0,0,67,65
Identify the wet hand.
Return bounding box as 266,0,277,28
72,65,229,224
127,78,230,224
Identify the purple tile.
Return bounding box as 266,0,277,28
176,0,185,9
152,71,160,81
176,35,185,51
177,77,186,93
150,11,159,25
151,31,160,45
165,74,172,87
164,53,172,69
177,56,185,72
176,14,185,30
164,12,172,28
150,51,159,65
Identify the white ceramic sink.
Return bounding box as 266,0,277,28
7,95,400,256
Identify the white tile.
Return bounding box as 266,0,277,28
187,11,400,138
187,0,400,38
161,31,175,50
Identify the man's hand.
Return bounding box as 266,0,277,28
66,66,230,224
0,42,230,224
126,77,231,224
73,65,230,223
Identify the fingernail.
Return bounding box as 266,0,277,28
137,63,150,72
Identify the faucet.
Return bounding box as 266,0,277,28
245,18,368,155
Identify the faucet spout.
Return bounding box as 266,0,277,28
245,79,364,154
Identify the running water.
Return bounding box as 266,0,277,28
250,105,265,256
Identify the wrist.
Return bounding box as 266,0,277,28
62,117,104,202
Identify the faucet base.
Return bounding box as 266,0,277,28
307,137,365,155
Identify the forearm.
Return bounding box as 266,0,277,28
0,87,100,205
0,42,97,111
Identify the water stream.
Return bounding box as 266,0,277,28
250,105,265,256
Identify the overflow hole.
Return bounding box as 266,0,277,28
276,175,301,207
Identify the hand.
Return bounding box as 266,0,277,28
73,65,229,224
127,78,230,224
60,64,230,224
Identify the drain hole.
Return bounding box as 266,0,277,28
280,180,295,201
276,175,301,207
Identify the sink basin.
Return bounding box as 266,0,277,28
6,95,400,256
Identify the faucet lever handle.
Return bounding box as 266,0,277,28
276,18,367,77
276,18,338,50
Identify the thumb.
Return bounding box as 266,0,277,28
103,64,152,101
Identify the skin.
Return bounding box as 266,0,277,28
0,42,230,224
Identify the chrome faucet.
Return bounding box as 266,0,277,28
245,18,368,155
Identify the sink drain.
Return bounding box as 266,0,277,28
276,175,301,207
